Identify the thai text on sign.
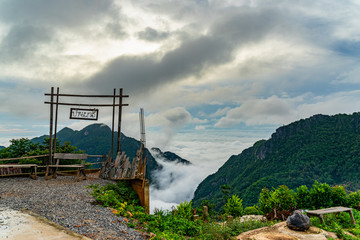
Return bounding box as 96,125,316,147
70,108,99,120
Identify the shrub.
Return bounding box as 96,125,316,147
270,185,296,211
177,201,193,220
224,195,243,217
310,181,333,209
258,188,272,214
296,185,311,209
348,191,360,209
331,185,348,207
243,206,263,215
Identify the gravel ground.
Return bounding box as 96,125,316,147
0,176,147,240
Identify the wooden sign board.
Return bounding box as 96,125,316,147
70,108,99,120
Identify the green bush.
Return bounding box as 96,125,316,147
258,188,272,214
310,181,333,209
224,195,243,217
270,185,296,211
348,191,360,209
258,185,297,214
87,181,140,215
296,185,312,209
243,206,263,215
177,201,193,220
331,185,348,207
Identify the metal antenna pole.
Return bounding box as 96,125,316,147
139,108,146,148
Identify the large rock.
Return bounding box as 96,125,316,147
236,222,337,240
286,210,310,231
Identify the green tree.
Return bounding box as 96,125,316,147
224,194,243,217
309,181,333,209
296,185,311,209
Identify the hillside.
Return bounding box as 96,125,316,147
31,123,161,183
192,113,360,209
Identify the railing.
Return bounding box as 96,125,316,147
0,154,106,176
0,154,49,162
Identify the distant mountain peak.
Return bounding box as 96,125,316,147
151,147,191,165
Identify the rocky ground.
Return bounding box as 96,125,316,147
0,176,146,240
236,222,338,240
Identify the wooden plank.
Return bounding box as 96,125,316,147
54,153,88,160
47,165,82,168
0,155,49,162
307,207,356,226
0,164,37,168
307,207,352,215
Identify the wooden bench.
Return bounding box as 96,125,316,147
306,206,356,226
0,164,38,179
45,153,88,181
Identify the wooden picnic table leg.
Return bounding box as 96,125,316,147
319,214,324,224
29,166,37,180
348,210,356,226
45,165,51,180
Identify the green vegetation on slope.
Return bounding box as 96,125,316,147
192,113,360,209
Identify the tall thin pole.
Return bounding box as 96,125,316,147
49,87,54,165
53,87,59,154
139,108,146,148
111,88,116,159
117,88,123,153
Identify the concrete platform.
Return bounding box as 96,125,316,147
0,208,91,240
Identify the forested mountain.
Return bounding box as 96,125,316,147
31,123,161,183
151,147,191,165
192,113,360,209
0,146,4,150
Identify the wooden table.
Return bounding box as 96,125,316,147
306,207,356,226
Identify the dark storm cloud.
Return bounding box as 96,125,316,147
84,36,232,94
0,0,122,61
84,8,283,94
138,27,170,42
0,0,116,27
0,24,52,62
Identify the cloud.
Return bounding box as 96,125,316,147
215,90,360,128
0,24,52,62
215,95,294,127
150,154,213,212
0,0,116,27
0,0,123,64
138,27,170,42
147,107,192,128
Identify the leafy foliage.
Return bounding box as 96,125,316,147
224,195,243,217
243,206,263,215
87,182,275,239
176,201,193,220
0,137,83,166
257,181,360,217
309,181,333,209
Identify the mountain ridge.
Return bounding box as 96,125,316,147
192,112,360,209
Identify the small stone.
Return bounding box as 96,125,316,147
286,210,311,231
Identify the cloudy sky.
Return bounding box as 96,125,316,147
1,0,360,201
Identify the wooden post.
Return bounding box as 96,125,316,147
53,87,59,154
117,88,123,153
203,206,208,221
49,87,54,165
111,88,116,159
130,179,149,213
